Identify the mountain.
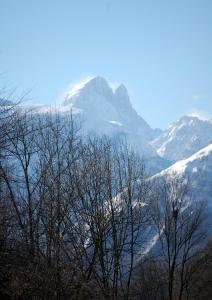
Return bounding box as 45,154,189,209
19,77,212,179
155,143,212,207
151,116,212,161
140,144,212,256
62,76,160,158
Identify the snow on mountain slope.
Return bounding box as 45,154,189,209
63,76,153,137
137,144,212,256
62,76,160,157
155,144,212,206
151,116,212,161
160,143,212,174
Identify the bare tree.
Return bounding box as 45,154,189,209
0,103,209,300
67,137,151,299
149,175,207,300
34,111,82,298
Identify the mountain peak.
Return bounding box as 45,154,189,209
62,76,157,148
64,76,133,109
74,76,113,96
179,115,202,123
152,113,212,161
64,76,114,105
85,76,110,89
115,83,129,98
114,83,132,110
115,83,127,93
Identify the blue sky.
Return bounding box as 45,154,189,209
0,0,211,128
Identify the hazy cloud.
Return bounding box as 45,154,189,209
187,109,211,120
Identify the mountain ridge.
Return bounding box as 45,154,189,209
151,115,212,161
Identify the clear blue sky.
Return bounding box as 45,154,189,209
0,0,211,128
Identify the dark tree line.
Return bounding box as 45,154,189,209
0,102,211,300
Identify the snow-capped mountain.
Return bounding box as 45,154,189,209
142,144,212,256
151,115,212,161
16,76,212,179
155,144,212,207
62,76,160,157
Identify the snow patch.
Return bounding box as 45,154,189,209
109,120,123,127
